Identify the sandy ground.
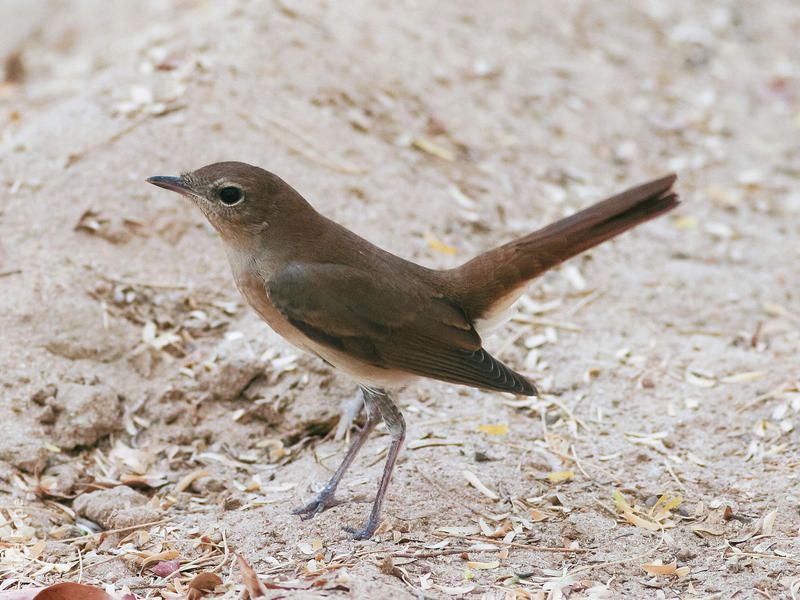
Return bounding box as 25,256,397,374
1,1,799,598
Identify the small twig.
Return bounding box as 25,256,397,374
99,274,192,291
663,458,685,491
416,465,493,519
570,445,592,481
493,324,531,358
306,563,357,575
0,504,62,513
595,499,620,518
510,314,581,332
737,380,794,413
390,548,471,559
77,546,84,584
677,329,739,337
750,321,763,347
238,111,366,175
62,553,121,576
0,269,22,278
544,395,591,432
566,530,666,576
724,550,800,565
563,288,603,317
366,445,388,468
430,531,589,553
57,518,171,542
213,528,230,575
65,115,150,168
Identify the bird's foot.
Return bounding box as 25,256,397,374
343,515,380,540
292,487,343,520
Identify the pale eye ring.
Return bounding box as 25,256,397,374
219,186,243,206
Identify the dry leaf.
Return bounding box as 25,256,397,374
29,539,46,560
673,215,698,229
613,491,663,531
237,552,267,599
187,572,223,599
437,584,475,596
529,508,549,522
424,232,457,255
120,473,168,488
173,469,210,494
149,557,181,577
462,470,499,500
546,471,574,483
760,509,777,535
478,424,508,435
32,583,113,600
720,371,766,383
686,371,716,388
650,494,682,521
690,524,724,536
641,560,677,575
466,560,500,570
412,138,455,161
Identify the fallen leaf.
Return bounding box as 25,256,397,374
613,491,663,531
173,469,210,494
690,524,725,536
237,552,267,599
412,138,455,161
641,560,677,575
720,371,766,384
187,572,223,599
33,583,113,600
760,509,777,535
478,424,508,435
462,470,499,500
528,508,549,522
120,473,168,488
437,584,475,596
673,215,698,229
149,557,180,577
424,232,457,255
686,371,716,388
650,494,683,521
466,560,500,570
546,470,574,483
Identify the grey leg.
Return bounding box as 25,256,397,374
346,386,406,540
334,388,365,441
292,388,377,519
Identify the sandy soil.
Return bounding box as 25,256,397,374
1,1,799,598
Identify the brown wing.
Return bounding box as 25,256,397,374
267,263,535,395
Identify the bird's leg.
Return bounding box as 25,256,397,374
345,387,406,540
293,388,377,519
334,388,365,441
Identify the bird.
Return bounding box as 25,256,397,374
147,162,678,539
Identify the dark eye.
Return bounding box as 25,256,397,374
219,186,243,205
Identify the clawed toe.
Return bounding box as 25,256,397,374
343,518,379,540
292,489,342,520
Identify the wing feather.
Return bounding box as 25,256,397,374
267,263,535,395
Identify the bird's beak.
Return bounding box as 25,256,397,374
146,175,193,197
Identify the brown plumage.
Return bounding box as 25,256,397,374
147,162,679,539
450,174,678,321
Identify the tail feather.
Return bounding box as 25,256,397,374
450,174,679,321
